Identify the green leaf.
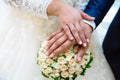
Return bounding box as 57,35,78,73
37,60,39,64
37,53,39,57
86,64,91,68
72,73,77,80
80,53,94,76
54,77,60,80
80,68,86,76
41,72,49,78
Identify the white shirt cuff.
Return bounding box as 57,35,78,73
83,20,96,30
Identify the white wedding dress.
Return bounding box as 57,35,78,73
0,0,115,80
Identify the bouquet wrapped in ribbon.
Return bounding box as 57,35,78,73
37,41,93,80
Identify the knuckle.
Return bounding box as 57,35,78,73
57,40,61,45
78,28,84,34
54,42,59,47
80,34,84,38
64,27,69,32
72,28,77,33
60,45,64,49
55,35,59,40
55,49,61,55
57,33,62,37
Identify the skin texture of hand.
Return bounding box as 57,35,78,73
47,0,94,47
46,23,92,62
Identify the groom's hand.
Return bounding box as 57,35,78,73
46,23,92,61
76,23,92,61
47,0,94,47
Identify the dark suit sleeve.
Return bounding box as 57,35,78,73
84,0,114,26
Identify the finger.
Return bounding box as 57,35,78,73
74,23,83,45
80,11,95,21
62,24,74,40
83,23,93,43
46,31,64,51
47,29,62,40
79,21,87,47
47,34,67,56
69,24,81,45
50,39,75,57
76,46,88,62
84,30,91,43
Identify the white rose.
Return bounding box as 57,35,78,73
68,67,75,74
41,40,48,48
39,48,46,54
53,69,60,73
66,55,73,61
60,65,68,71
75,64,81,71
76,69,83,75
41,62,48,69
55,73,60,77
69,59,76,66
46,58,54,64
58,57,66,64
53,69,60,77
46,67,52,73
61,71,69,78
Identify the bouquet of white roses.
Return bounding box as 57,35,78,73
37,41,93,80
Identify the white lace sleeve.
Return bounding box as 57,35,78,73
3,0,52,19
74,0,89,11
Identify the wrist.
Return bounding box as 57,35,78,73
47,0,65,16
84,23,93,33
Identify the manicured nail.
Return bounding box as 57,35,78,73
87,39,89,42
79,41,82,45
50,54,54,57
70,37,74,40
83,43,87,47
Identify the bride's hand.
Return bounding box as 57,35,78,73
46,29,76,57
46,23,92,62
47,0,94,47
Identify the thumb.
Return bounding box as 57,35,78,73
80,11,95,21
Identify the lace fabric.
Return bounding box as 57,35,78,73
4,0,52,19
3,0,90,19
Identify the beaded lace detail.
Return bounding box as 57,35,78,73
4,0,52,19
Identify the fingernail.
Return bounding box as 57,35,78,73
87,39,89,42
50,54,54,57
79,41,82,45
70,37,74,40
83,43,87,47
